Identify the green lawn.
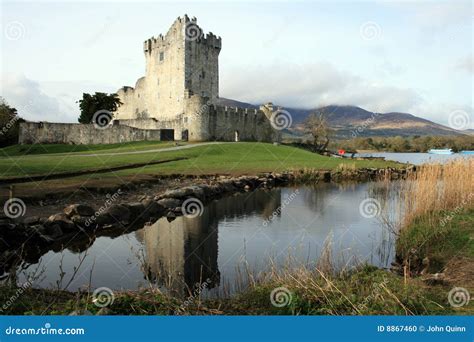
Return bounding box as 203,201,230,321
0,141,180,157
0,142,403,179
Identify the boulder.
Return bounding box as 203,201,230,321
36,224,63,239
103,204,131,225
70,215,94,229
182,186,206,200
157,198,182,209
0,223,29,247
64,204,95,217
22,216,40,225
125,202,146,217
141,199,166,217
47,213,75,232
159,188,194,199
218,181,236,193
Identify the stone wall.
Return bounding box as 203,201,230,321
117,96,280,142
18,122,171,145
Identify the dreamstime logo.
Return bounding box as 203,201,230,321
179,278,212,312
270,287,293,307
448,287,470,308
351,112,381,138
448,110,470,130
85,189,122,227
359,21,382,41
92,287,115,307
185,22,203,41
1,279,32,313
440,192,474,227
263,189,299,226
92,110,113,130
181,198,204,218
0,115,21,136
359,198,381,218
3,198,26,219
270,109,292,130
4,21,26,41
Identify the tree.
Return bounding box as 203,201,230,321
0,97,24,147
303,112,333,152
77,92,122,124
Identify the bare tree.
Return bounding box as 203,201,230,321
304,112,333,152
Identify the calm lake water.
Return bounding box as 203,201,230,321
14,182,396,297
356,152,473,165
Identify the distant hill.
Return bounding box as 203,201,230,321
463,129,474,135
217,98,465,138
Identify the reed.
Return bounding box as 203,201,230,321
396,158,473,228
387,158,474,273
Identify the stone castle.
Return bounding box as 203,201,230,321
113,15,279,142
19,15,280,145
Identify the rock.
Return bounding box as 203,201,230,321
141,199,166,216
22,216,40,225
183,186,206,200
47,213,75,232
94,212,114,225
36,224,63,239
64,204,95,217
0,223,30,247
218,181,235,193
244,184,251,191
157,198,182,209
159,188,194,199
166,211,177,222
70,215,94,229
103,204,131,224
125,202,146,217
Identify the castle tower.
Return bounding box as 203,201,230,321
115,15,221,121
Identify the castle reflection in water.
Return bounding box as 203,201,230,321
135,189,282,296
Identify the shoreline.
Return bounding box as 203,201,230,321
0,165,472,316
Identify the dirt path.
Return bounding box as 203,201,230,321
49,141,223,158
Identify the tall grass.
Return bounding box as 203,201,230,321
397,158,473,228
387,158,474,273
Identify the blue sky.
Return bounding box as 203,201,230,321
1,0,473,129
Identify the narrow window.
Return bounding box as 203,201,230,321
159,52,164,61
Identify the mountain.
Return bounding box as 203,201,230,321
217,99,465,138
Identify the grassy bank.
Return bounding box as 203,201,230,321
0,264,463,315
0,142,403,179
391,159,473,276
0,141,179,156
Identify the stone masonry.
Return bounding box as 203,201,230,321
114,15,280,142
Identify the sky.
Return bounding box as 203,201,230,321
1,0,473,129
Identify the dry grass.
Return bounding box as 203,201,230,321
382,158,474,276
335,162,357,172
392,158,473,228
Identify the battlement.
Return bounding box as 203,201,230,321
214,105,260,116
144,14,221,54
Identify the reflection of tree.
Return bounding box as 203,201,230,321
137,189,281,297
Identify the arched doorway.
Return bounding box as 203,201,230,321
181,129,189,141
234,130,240,142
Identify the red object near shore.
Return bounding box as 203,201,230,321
338,149,345,155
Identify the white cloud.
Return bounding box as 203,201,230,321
0,73,68,122
221,62,421,113
0,74,117,123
